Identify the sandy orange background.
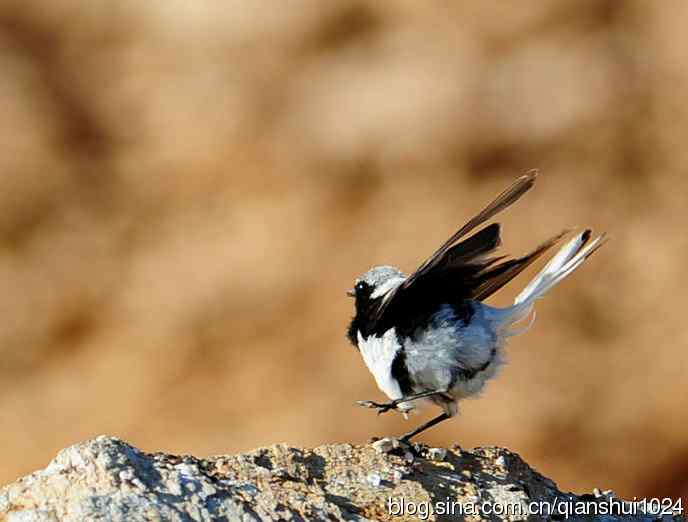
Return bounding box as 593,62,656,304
1,1,687,502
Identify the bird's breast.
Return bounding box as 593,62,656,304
357,329,405,401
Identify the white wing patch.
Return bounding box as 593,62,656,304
357,329,404,401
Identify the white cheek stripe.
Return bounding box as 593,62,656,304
370,277,405,299
357,329,403,400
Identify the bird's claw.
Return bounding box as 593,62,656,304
355,400,397,415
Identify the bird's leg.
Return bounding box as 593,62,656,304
399,412,451,442
356,389,449,415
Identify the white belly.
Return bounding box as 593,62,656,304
357,329,404,401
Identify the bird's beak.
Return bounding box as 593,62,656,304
346,289,355,298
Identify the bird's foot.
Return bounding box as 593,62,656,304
356,390,449,416
356,399,398,415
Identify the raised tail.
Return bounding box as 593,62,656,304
500,229,606,336
514,229,606,305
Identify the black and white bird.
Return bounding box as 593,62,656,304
346,172,605,442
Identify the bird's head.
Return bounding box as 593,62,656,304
346,265,405,346
347,265,405,309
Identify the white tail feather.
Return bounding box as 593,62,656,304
505,309,537,337
497,230,605,334
515,230,605,306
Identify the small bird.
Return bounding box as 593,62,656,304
346,171,605,442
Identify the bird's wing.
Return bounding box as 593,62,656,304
371,171,564,327
405,170,538,286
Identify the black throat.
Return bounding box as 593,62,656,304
347,294,382,346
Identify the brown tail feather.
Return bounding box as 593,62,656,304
471,230,568,301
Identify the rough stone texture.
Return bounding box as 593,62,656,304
1,436,682,521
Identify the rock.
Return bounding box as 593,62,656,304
371,437,402,454
0,436,681,521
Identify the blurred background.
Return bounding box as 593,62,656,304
1,0,687,503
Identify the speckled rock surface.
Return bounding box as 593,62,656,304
0,436,682,521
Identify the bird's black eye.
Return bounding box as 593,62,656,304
356,282,366,292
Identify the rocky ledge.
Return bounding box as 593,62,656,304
0,436,682,521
